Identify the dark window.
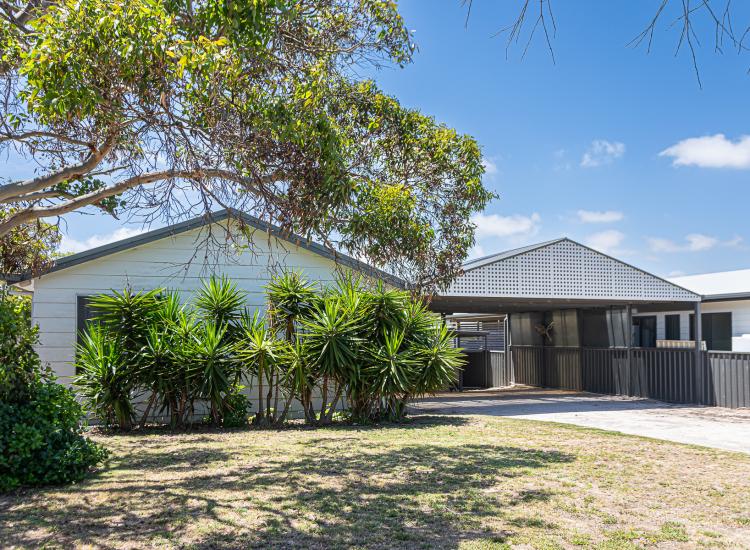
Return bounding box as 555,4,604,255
690,312,732,351
76,295,98,343
632,316,657,348
665,315,681,341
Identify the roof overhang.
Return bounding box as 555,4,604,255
430,295,698,315
12,209,404,288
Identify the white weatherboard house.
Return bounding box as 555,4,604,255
666,269,750,352
15,209,398,391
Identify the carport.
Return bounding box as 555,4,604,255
430,238,750,407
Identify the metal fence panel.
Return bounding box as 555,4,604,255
706,352,750,408
511,345,750,409
489,351,511,387
543,347,582,390
511,346,544,386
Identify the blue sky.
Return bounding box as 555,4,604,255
13,1,750,277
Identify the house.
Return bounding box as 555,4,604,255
652,269,750,352
433,238,750,408
13,209,398,389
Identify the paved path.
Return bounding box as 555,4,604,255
412,388,750,454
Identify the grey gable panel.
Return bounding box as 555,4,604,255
447,237,700,301
19,209,403,287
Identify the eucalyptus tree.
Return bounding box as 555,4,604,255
0,0,493,289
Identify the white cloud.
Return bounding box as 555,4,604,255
61,227,146,254
581,140,626,167
576,209,624,223
646,233,743,253
471,212,541,240
585,230,625,254
660,134,750,168
468,243,486,260
481,157,498,175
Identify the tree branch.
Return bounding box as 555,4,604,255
0,168,282,237
0,134,117,202
0,130,95,149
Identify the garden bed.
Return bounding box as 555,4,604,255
2,415,749,549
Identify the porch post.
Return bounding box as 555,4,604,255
505,314,514,385
626,304,632,395
694,301,704,403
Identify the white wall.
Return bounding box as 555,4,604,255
31,222,356,388
633,299,750,350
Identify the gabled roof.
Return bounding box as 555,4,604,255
671,268,750,301
15,209,403,286
462,238,566,271
443,237,699,303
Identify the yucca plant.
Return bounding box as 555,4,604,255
265,270,318,342
301,295,364,424
280,339,316,423
74,324,135,430
194,275,246,331
237,312,285,426
412,323,464,396
367,280,410,337
87,287,163,341
186,322,238,425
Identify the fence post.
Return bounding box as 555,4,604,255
694,301,704,404
626,304,632,396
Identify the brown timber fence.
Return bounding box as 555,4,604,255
511,345,750,409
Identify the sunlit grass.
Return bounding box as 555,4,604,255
1,415,748,548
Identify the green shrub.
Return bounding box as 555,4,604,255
0,381,108,491
222,387,251,428
75,271,463,429
0,289,47,403
0,287,107,491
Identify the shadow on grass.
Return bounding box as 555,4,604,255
0,416,574,549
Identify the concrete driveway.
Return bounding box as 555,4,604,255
412,387,750,454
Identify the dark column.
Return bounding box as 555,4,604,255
694,301,704,403
626,304,633,396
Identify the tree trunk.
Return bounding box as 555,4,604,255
324,383,344,423
139,391,157,429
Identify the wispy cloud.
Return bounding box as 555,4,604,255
581,140,625,168
585,230,625,254
482,157,498,176
471,212,541,240
576,209,624,223
647,233,742,253
553,148,572,171
660,134,750,169
61,227,146,254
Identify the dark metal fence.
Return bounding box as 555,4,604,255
511,345,750,409
705,352,750,408
459,350,511,388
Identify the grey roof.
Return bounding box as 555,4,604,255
462,238,566,271
447,237,700,302
15,209,403,286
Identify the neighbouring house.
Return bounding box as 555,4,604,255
10,209,399,408
433,238,750,408
644,269,750,352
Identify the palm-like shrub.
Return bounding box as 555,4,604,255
237,312,285,426
74,324,135,430
187,322,239,424
265,270,318,341
74,271,463,428
194,275,246,329
301,295,365,424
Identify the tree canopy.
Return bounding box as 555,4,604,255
0,0,493,288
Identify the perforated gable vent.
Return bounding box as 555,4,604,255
445,239,698,301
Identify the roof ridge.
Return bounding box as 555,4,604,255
15,209,404,287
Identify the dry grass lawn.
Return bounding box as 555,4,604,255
2,415,749,549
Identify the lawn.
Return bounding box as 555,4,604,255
2,415,749,549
